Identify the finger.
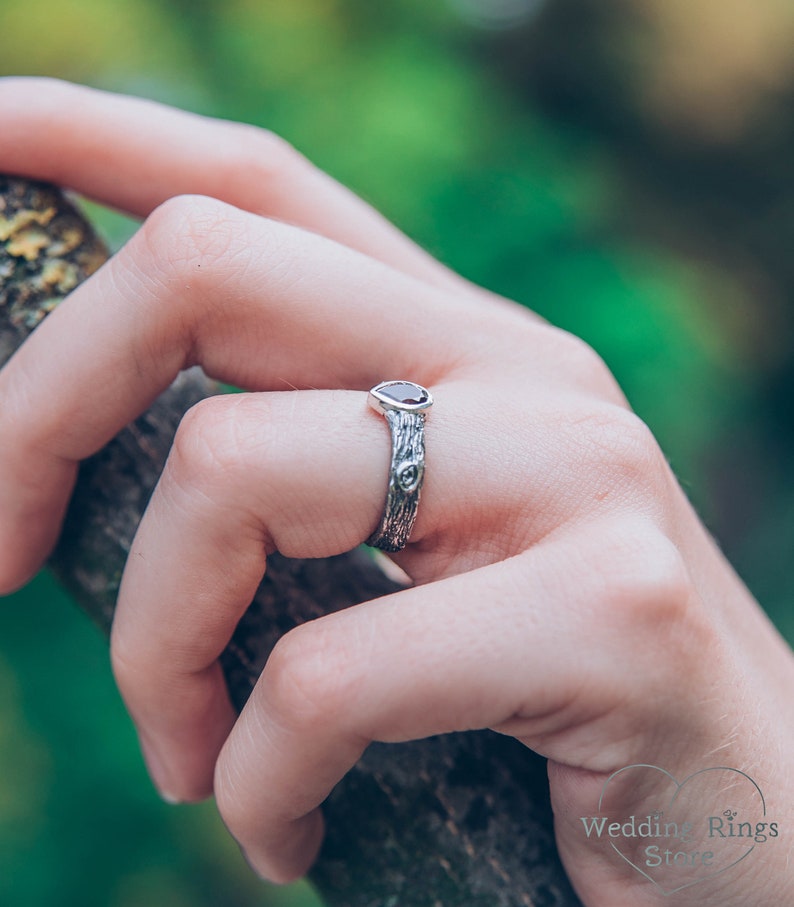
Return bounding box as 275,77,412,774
219,556,553,884
0,195,520,591
110,389,392,802
212,521,690,884
0,76,465,292
110,376,545,803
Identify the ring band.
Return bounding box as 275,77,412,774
366,380,433,552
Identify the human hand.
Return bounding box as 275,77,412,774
0,79,791,906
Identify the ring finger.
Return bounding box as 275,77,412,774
111,385,431,803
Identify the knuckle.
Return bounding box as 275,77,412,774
586,521,694,635
592,407,659,467
168,396,255,492
140,194,251,283
576,405,671,501
221,121,303,182
549,330,621,396
263,621,354,730
618,532,689,616
584,522,714,715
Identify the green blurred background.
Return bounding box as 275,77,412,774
1,1,793,904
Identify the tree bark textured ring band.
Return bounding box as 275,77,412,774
366,380,433,552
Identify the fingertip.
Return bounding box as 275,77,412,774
0,572,31,598
0,534,48,596
133,686,233,807
139,734,183,805
140,740,213,806
243,809,325,885
0,457,77,595
0,562,30,597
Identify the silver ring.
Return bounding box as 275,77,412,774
366,380,433,552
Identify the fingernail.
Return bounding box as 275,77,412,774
140,736,182,804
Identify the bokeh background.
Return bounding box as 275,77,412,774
1,1,793,904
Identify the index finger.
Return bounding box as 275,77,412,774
0,77,465,292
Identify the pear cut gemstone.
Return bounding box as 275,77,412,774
369,380,433,413
380,382,429,406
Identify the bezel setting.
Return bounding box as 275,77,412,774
368,380,433,415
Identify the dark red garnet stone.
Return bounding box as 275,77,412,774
380,382,429,406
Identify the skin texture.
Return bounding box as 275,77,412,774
0,79,792,906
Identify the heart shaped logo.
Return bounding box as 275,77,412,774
578,763,775,896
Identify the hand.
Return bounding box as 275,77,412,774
1,78,791,906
